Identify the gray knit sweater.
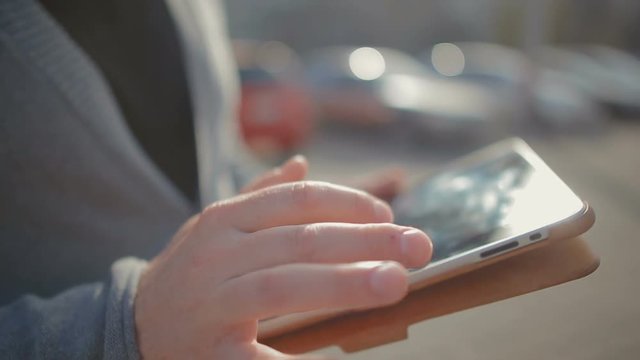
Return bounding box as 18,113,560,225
0,0,238,358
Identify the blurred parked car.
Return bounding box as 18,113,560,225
423,42,606,133
233,40,315,153
536,45,640,116
580,45,640,116
305,46,510,142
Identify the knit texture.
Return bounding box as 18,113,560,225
0,0,193,357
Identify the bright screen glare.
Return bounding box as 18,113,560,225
393,149,583,264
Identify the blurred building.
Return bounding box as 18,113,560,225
225,0,640,55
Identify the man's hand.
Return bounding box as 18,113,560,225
134,178,432,359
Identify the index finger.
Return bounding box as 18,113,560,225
201,181,393,233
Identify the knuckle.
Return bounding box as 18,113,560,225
199,202,227,225
187,241,223,274
256,272,288,310
360,223,383,239
363,224,400,257
385,227,403,257
290,224,320,262
290,181,323,208
326,267,352,302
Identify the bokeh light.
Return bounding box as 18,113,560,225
349,47,386,81
432,43,466,76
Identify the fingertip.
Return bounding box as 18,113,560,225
369,262,408,304
284,154,308,169
290,154,308,166
424,231,433,264
401,228,433,267
374,200,394,223
282,155,309,179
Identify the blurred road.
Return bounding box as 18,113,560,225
303,121,640,359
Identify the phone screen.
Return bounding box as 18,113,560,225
393,149,583,265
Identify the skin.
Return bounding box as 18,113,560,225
135,156,432,359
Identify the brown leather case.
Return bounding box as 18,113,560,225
259,236,599,354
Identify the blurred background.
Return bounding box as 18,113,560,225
225,0,640,359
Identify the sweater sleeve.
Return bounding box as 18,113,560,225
0,258,147,360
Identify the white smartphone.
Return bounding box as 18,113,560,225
259,138,594,338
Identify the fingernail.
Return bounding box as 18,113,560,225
401,229,423,256
401,229,430,265
369,262,407,300
287,154,305,166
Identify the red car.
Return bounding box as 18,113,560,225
234,41,315,153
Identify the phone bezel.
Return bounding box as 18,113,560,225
403,137,587,289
